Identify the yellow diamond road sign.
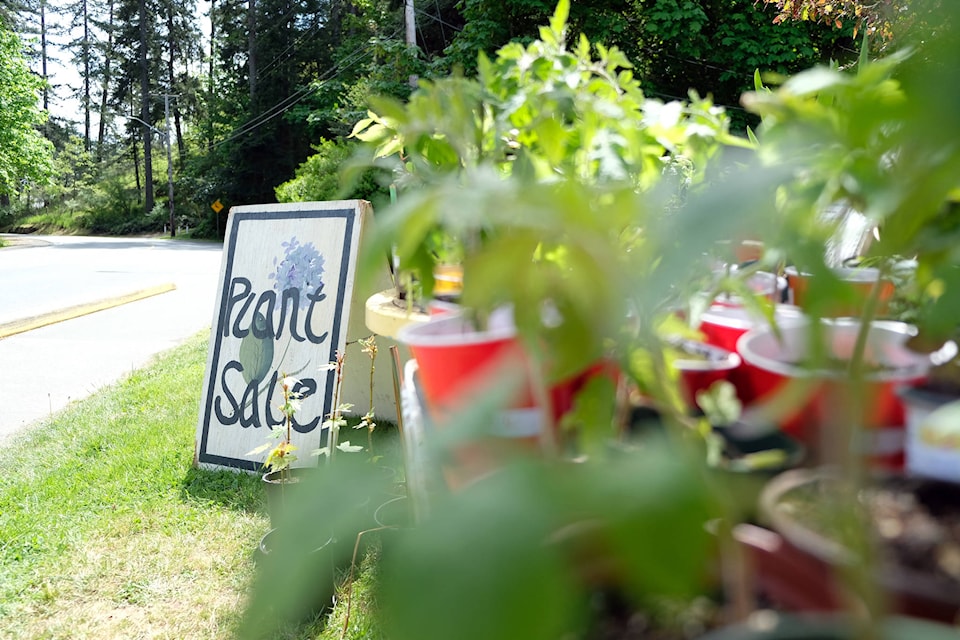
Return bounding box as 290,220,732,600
211,199,224,214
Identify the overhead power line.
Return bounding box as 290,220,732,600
211,27,403,149
414,6,462,34
254,19,324,81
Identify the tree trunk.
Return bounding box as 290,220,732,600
132,134,141,203
139,0,154,214
207,0,215,150
165,10,184,166
82,0,91,150
96,0,115,162
174,104,184,166
40,0,48,112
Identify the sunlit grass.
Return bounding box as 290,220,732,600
0,332,389,639
320,543,386,640
0,333,264,638
7,207,86,234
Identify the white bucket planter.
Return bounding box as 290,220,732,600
785,265,894,316
900,391,960,483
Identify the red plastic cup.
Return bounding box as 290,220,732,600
697,304,806,405
736,318,950,468
672,340,742,412
397,311,531,413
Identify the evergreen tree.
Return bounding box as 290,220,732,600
110,0,199,213
201,0,382,204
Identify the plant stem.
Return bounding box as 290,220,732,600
840,263,891,630
329,351,345,465
283,375,293,482
368,339,377,455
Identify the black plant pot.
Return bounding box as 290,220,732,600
254,527,338,620
370,494,413,559
712,421,806,474
374,495,412,529
262,466,318,529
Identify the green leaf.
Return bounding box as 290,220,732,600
533,117,569,167
237,312,274,385
245,442,273,457
379,463,583,640
348,116,374,138
559,373,618,458
549,0,570,40
336,441,364,453
695,380,743,426
350,121,384,143
781,66,847,96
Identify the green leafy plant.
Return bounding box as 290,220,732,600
740,28,960,341
247,374,303,479
249,337,382,480
275,138,383,204
351,0,753,393
246,3,960,638
314,350,364,462
0,27,55,197
355,335,379,459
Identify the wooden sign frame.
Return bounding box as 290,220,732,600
195,201,369,472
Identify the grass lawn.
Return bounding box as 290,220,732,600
0,331,386,640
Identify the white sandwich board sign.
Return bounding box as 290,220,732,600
195,200,370,472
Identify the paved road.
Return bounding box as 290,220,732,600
0,234,224,440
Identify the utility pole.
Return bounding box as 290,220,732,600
163,94,177,238
248,0,257,99
128,98,177,239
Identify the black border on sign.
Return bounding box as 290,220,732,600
196,207,357,471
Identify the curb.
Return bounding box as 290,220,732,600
0,234,52,249
0,283,177,339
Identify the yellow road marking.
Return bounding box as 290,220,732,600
0,283,177,339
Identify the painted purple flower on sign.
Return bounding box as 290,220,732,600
269,237,325,309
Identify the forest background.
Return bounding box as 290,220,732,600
0,0,904,238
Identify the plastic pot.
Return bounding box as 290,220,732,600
398,308,616,439
396,310,530,417
758,467,960,624
732,523,845,613
398,310,554,490
547,359,621,426
736,319,953,467
262,466,319,530
786,266,895,317
432,263,463,302
671,339,742,411
899,392,960,483
254,527,338,620
698,304,805,355
374,495,412,529
696,304,806,406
